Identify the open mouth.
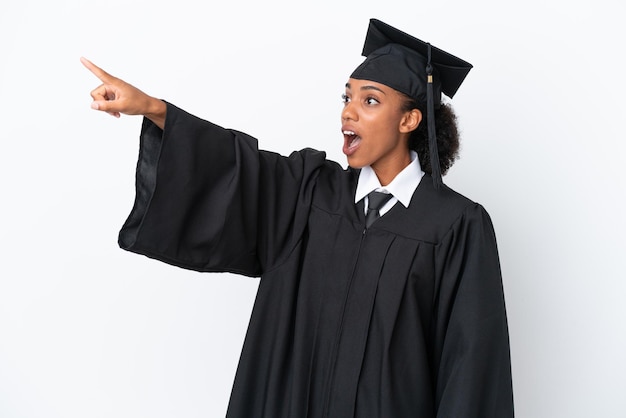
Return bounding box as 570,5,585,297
343,130,362,156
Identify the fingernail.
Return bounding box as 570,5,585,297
91,102,99,110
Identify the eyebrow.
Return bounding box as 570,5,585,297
345,82,387,95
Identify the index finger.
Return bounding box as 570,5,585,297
80,56,115,82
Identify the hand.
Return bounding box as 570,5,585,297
81,57,166,128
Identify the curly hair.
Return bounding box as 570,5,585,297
402,98,460,176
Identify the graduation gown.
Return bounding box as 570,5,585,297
119,103,514,417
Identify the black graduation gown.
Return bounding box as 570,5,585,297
119,103,514,418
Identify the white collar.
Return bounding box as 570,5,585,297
354,151,425,207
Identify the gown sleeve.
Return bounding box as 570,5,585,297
433,203,514,417
118,102,326,276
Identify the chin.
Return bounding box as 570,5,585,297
346,156,367,169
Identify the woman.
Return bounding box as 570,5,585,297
83,19,513,418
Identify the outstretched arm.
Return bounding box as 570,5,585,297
81,57,167,129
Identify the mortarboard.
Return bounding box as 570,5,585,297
350,19,473,189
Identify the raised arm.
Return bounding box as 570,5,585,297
80,57,167,129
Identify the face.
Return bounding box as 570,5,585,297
341,78,420,182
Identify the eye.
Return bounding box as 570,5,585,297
341,93,351,104
365,96,380,105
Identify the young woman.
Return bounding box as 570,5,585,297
83,19,513,418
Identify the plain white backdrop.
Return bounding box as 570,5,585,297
1,0,624,417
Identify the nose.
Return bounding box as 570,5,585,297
341,101,357,122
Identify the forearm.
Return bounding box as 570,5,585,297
144,97,167,130
119,103,262,275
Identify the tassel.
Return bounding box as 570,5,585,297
426,43,442,190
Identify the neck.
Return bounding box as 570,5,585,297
371,152,412,186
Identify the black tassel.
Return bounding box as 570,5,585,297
426,43,442,190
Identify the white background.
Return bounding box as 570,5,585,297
1,0,625,417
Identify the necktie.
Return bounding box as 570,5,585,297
365,191,393,228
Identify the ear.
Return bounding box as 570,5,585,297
399,109,422,134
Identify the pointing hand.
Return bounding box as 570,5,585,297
81,57,166,128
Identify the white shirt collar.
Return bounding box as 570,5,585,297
354,151,425,208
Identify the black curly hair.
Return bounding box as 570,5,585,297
401,97,460,176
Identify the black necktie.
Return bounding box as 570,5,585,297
365,191,393,228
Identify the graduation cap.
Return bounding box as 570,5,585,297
350,19,473,189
